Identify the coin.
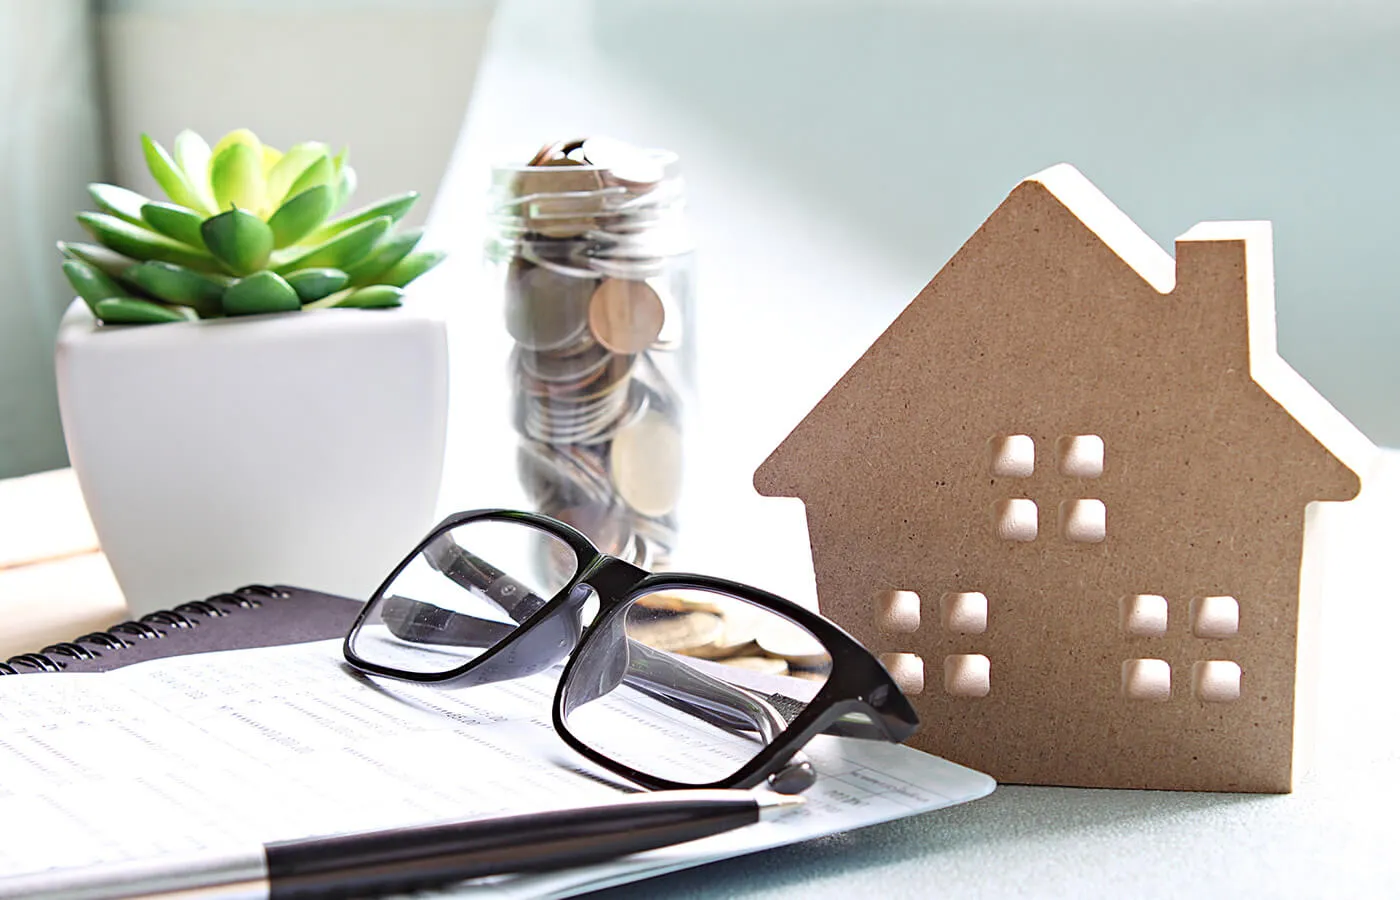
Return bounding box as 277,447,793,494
651,280,683,350
527,140,566,167
511,157,604,199
505,260,594,351
580,136,666,190
635,590,724,615
513,159,607,238
681,596,764,659
609,408,682,517
515,342,610,384
755,620,831,668
588,278,665,354
625,610,723,654
552,502,630,557
719,656,790,677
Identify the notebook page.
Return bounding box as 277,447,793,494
0,640,993,898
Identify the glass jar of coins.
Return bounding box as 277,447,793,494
486,137,695,573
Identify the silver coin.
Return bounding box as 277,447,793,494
504,260,594,352
580,136,667,190
608,407,683,517
514,341,611,384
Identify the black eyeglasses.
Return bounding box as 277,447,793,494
343,509,918,793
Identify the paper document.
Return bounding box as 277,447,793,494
0,640,993,898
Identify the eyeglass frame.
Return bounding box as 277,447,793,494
342,509,920,792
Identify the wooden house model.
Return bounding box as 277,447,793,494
754,164,1375,792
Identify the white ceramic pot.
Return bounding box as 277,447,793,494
55,301,448,615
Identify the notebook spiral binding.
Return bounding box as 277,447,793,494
0,584,291,676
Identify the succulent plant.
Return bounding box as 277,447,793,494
59,129,444,325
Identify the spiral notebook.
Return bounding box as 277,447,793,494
0,584,994,899
0,583,360,676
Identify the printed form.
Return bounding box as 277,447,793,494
0,640,993,898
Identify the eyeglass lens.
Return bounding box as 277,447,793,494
561,586,831,785
348,519,581,675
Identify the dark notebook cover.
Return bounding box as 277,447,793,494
2,584,362,675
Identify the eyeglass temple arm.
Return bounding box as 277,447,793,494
423,534,550,624
625,641,895,742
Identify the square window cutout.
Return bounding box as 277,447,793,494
1191,596,1239,639
879,652,925,696
875,590,921,633
1192,660,1242,702
1120,594,1168,637
1121,658,1171,701
1056,434,1104,478
992,499,1038,541
988,435,1034,478
1060,499,1106,543
944,654,991,697
940,592,988,634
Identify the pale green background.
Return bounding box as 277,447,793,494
2,0,1397,481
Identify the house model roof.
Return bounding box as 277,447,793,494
753,164,1376,792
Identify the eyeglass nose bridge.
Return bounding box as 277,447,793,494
572,555,650,611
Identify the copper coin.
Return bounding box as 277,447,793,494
511,157,603,198
512,159,606,238
527,140,566,167
588,278,665,354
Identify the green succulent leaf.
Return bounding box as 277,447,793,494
305,191,418,245
94,297,196,325
62,259,130,315
58,241,139,280
265,142,330,209
141,134,212,215
266,185,335,249
272,215,392,274
77,212,217,271
141,202,208,248
301,288,353,310
283,155,336,203
210,139,266,213
88,184,153,225
344,228,423,286
124,261,226,318
303,284,402,310
339,285,404,308
221,271,301,316
336,164,357,211
376,249,445,288
284,267,350,302
200,208,274,275
172,129,217,212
